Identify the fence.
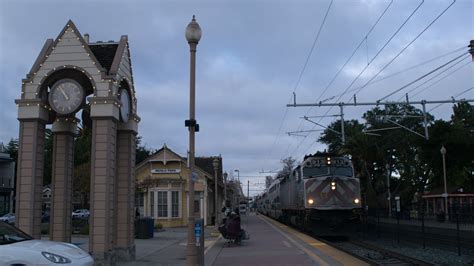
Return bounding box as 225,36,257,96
361,202,474,256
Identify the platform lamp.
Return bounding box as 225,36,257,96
213,157,219,228
185,15,202,266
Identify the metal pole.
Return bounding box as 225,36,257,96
213,162,218,228
247,180,250,213
421,101,429,140
187,41,197,266
224,172,227,205
456,210,461,255
422,206,425,249
339,104,345,144
386,164,391,218
441,149,448,221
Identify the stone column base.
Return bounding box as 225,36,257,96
91,250,116,266
114,245,136,261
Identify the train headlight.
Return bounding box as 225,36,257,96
354,198,360,204
308,199,314,205
331,182,336,190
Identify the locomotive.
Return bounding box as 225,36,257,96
257,153,362,235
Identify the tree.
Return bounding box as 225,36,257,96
135,136,154,165
276,157,296,180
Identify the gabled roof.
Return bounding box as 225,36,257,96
135,144,220,180
25,20,130,81
195,157,222,182
89,43,119,72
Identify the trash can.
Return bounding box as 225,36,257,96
135,217,154,239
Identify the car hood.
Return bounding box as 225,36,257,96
9,240,90,259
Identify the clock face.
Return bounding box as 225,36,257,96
119,89,131,122
48,79,84,115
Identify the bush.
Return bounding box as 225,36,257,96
155,223,163,231
79,224,89,235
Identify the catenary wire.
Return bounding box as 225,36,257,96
411,59,471,98
400,55,471,100
378,52,467,101
300,0,457,157
289,0,426,158
283,0,394,159
319,46,466,103
268,0,334,163
428,86,474,112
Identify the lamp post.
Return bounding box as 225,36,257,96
386,163,391,218
185,15,201,266
440,146,448,221
234,170,240,206
223,171,228,205
212,158,219,228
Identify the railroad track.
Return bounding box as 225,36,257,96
318,237,434,266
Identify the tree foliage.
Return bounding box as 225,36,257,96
318,102,474,208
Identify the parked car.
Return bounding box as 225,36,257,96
72,209,90,219
0,222,93,265
0,213,15,225
41,212,50,223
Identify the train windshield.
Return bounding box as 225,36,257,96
303,166,353,177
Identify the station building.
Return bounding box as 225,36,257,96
135,144,223,227
0,149,15,215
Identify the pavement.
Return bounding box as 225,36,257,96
205,213,368,266
43,213,368,265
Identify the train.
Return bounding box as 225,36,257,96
256,152,362,235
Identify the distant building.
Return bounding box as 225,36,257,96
0,149,15,215
135,144,223,227
422,186,474,221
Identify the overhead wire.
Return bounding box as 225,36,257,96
318,45,467,102
291,0,426,158
283,0,394,159
300,0,457,157
349,0,457,100
400,55,471,100
267,0,334,162
378,52,467,101
428,86,474,112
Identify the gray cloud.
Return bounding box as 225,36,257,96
1,0,472,195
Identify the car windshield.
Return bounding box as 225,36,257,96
0,222,33,245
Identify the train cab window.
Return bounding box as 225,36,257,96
330,166,353,177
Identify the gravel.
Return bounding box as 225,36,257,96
357,238,474,266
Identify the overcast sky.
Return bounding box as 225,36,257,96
0,0,472,195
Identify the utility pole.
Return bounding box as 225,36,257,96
386,164,392,218
247,180,250,213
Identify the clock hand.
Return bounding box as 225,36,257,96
59,87,69,100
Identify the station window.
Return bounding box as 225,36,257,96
157,191,168,218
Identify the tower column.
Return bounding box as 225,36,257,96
50,119,77,242
89,117,117,263
16,119,46,238
115,128,137,260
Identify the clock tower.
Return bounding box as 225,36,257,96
15,20,139,264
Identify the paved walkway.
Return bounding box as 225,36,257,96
46,226,221,265
205,213,368,266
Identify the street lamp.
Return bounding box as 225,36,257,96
234,169,240,183
212,158,219,228
223,171,228,205
234,170,240,206
440,146,448,221
185,15,201,266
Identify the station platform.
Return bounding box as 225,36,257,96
205,213,368,266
